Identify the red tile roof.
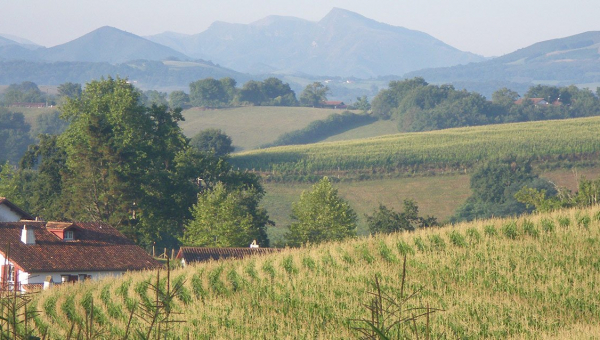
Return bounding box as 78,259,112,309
176,247,279,263
0,197,34,220
0,221,161,273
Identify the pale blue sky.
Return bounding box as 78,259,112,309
1,0,599,57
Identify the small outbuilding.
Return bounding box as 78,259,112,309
176,246,279,267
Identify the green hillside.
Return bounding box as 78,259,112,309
231,116,600,177
180,106,351,151
29,206,600,338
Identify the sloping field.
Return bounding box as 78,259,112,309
231,116,600,175
180,106,343,151
263,174,472,243
31,207,600,339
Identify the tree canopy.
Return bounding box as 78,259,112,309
452,159,556,222
286,177,356,246
0,77,264,249
299,82,329,107
190,128,234,156
181,182,270,247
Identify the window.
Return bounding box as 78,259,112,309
7,265,14,282
64,230,74,240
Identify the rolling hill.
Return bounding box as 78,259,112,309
179,106,346,151
407,31,600,87
230,116,600,177
147,8,484,78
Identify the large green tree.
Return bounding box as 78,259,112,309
453,160,556,222
286,177,356,246
299,82,329,107
58,77,197,247
189,78,229,107
190,128,234,156
2,81,46,104
181,182,270,247
367,200,437,235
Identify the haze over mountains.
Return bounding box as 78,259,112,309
406,31,600,86
146,8,483,78
0,7,599,94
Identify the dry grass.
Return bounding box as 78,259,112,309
31,206,600,339
180,106,343,152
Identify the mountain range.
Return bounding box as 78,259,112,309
406,31,600,86
146,8,484,78
0,8,599,93
0,8,482,78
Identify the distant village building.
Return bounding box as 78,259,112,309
9,103,46,108
176,246,279,267
320,101,347,109
514,98,562,106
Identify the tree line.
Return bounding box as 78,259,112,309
0,77,430,251
371,77,600,132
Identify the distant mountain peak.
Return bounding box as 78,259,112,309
319,7,371,25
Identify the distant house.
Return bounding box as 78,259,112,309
9,103,46,108
514,98,548,106
0,197,34,222
320,101,347,109
176,246,279,267
0,220,161,291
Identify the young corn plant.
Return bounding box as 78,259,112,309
133,258,186,340
351,256,443,340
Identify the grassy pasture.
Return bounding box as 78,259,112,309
180,106,344,152
232,116,600,175
262,167,600,244
30,206,600,339
263,174,472,243
321,118,398,142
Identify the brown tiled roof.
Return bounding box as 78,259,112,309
0,222,161,273
0,197,34,220
321,101,345,106
45,222,76,230
176,247,279,263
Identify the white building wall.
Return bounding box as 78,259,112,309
0,205,21,222
1,252,126,289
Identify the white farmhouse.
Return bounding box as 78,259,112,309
0,219,161,291
0,197,34,222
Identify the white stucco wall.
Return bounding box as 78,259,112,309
0,205,22,222
0,253,126,289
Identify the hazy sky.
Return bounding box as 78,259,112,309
1,0,599,57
